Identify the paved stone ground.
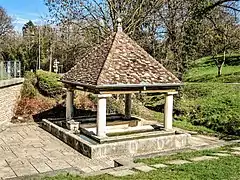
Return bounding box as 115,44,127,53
0,122,238,179
0,124,114,179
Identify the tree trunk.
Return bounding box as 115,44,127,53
218,50,226,77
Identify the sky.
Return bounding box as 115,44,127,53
0,0,49,31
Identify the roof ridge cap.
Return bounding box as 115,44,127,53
96,32,117,85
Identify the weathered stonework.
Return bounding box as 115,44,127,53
0,78,24,125
42,119,191,159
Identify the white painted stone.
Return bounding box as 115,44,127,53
96,94,111,137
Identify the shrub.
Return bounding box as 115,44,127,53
175,83,240,135
36,70,64,97
24,71,37,85
21,80,37,98
21,71,37,98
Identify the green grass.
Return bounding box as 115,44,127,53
42,144,240,180
175,83,240,135
184,65,240,83
184,53,240,83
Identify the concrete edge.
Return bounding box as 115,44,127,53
0,78,24,88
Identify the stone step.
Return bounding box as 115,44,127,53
165,160,191,165
231,151,240,156
231,147,240,151
133,165,156,172
190,156,218,162
151,163,168,168
211,153,231,157
108,169,135,177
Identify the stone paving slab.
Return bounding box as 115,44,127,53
0,166,16,179
30,162,53,173
231,147,240,151
190,156,219,162
11,163,38,177
108,169,135,177
166,160,191,165
151,163,168,168
211,153,231,157
133,165,156,172
0,124,114,179
219,151,229,153
231,151,240,156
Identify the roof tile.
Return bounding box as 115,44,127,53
61,31,181,86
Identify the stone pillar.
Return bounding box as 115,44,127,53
125,94,132,119
66,87,74,121
96,94,111,137
164,92,177,130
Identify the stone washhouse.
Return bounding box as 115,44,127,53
42,19,190,159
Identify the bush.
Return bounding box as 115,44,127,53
20,71,37,98
175,83,240,135
21,80,37,98
36,70,64,97
24,71,37,85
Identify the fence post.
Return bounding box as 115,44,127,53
14,61,17,78
7,61,11,79
19,61,21,77
0,61,3,79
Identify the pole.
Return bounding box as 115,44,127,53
38,25,41,70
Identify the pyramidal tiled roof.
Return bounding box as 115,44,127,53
61,31,181,86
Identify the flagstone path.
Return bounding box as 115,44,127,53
0,124,114,179
0,122,239,179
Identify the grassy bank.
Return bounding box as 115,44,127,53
184,54,240,83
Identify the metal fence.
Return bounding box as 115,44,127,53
0,61,21,80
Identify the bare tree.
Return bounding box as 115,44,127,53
0,6,13,38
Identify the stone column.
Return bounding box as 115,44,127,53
66,87,74,121
164,92,178,130
96,94,111,137
125,94,132,119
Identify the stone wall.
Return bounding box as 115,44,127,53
0,78,24,125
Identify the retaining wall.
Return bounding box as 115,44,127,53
0,78,24,125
